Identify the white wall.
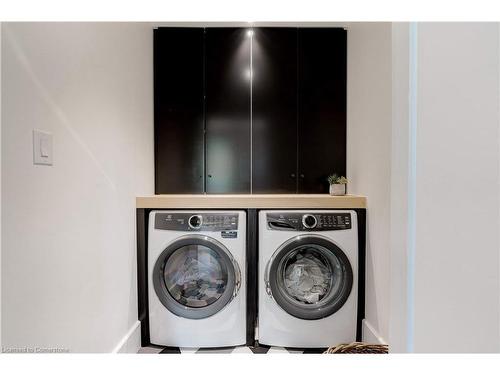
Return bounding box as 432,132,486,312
346,22,392,344
388,22,410,352
390,22,500,353
349,22,500,353
412,23,500,353
0,22,3,350
1,23,154,352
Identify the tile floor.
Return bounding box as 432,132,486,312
138,345,326,354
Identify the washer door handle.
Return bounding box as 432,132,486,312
265,281,273,299
231,256,242,298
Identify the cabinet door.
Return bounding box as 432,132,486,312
154,28,204,193
298,28,347,193
205,28,251,194
252,28,298,193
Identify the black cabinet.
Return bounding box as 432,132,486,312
154,27,346,194
252,28,298,193
154,28,204,193
205,28,251,193
298,28,347,193
252,28,347,194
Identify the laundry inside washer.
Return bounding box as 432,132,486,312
164,245,228,307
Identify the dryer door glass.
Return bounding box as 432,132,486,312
153,235,240,319
267,236,353,320
281,245,338,304
163,244,228,308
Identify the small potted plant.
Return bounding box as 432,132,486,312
327,174,348,196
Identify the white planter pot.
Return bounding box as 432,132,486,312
329,184,346,196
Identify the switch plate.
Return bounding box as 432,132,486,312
33,130,53,166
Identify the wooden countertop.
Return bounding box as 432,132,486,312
136,194,366,209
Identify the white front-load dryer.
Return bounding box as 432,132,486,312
148,210,246,348
258,210,358,348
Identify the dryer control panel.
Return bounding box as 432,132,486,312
267,212,351,231
155,212,239,232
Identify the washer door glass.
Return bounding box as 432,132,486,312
267,235,353,320
153,235,239,319
164,245,228,308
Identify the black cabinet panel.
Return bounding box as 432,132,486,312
298,28,347,193
153,27,346,195
154,28,204,193
205,28,251,193
252,28,298,193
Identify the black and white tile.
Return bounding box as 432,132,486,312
138,345,325,354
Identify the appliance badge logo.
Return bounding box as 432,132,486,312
221,231,238,239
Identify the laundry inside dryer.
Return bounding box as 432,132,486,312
282,247,335,304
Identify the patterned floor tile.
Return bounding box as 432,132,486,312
302,348,326,354
179,347,199,354
137,346,164,354
195,347,235,354
248,345,270,354
267,347,291,354
230,346,254,354
159,346,181,354
139,345,321,354
284,347,306,354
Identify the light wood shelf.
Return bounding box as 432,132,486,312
136,194,366,209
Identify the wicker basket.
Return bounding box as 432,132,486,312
324,342,388,354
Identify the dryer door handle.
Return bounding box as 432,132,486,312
234,278,241,298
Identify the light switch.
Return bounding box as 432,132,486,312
33,130,53,166
40,136,50,157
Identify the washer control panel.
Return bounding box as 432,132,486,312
267,212,351,231
155,212,239,232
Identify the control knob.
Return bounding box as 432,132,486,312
188,215,203,229
302,214,317,229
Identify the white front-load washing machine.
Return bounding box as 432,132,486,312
258,210,358,348
148,210,246,348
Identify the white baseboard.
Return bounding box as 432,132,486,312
362,319,388,345
112,321,141,353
